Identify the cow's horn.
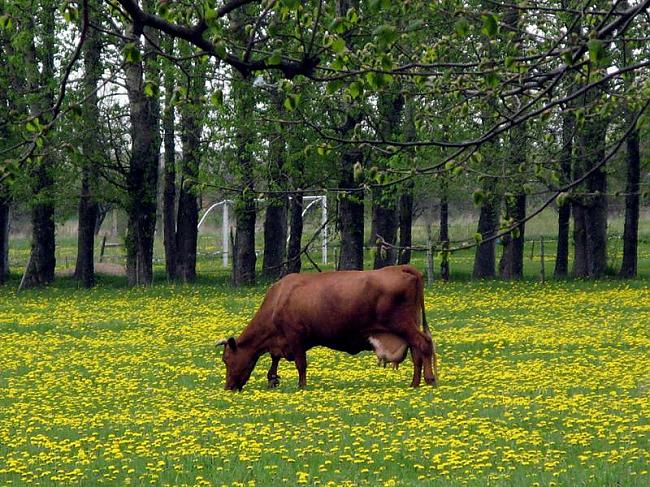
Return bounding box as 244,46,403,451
215,339,228,347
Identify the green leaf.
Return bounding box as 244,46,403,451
454,18,470,38
331,37,346,54
474,232,483,243
123,43,141,63
326,80,344,94
214,41,227,59
211,90,224,106
25,120,38,132
587,39,608,67
472,190,484,206
283,93,301,111
281,0,300,10
373,24,398,47
143,81,158,97
0,14,13,30
347,81,361,99
481,13,498,37
366,71,384,90
485,72,499,88
406,19,424,32
267,49,282,65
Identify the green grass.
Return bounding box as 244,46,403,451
0,274,648,486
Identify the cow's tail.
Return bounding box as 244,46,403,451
419,273,431,337
419,271,439,383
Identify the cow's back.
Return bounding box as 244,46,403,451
271,266,422,351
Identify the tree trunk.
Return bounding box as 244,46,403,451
74,9,102,288
174,59,205,283
0,198,8,283
338,149,364,270
620,129,640,277
585,167,608,278
233,193,256,285
372,91,403,270
286,193,303,274
162,37,177,280
23,179,56,288
263,197,288,279
554,111,573,277
22,4,56,289
572,203,588,277
372,195,398,269
262,105,289,279
75,172,98,287
499,193,526,279
620,38,641,278
573,97,608,279
231,75,257,285
124,21,161,286
397,182,413,265
439,186,450,280
473,195,499,278
499,121,527,279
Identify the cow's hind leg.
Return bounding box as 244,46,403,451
294,350,308,389
403,327,436,387
409,346,423,387
267,355,281,389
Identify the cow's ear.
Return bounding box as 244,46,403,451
227,337,237,351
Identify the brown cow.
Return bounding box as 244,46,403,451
216,265,438,390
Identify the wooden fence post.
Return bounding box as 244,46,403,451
539,235,546,282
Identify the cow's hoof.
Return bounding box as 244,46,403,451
267,377,280,389
425,377,437,386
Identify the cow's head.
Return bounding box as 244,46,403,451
216,337,256,391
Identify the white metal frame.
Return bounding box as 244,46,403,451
197,195,328,267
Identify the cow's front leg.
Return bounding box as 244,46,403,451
267,355,281,388
294,350,307,389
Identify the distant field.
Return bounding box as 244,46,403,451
0,278,648,485
5,206,650,281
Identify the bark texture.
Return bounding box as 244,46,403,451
572,97,608,279
554,110,573,277
498,193,526,279
372,91,403,269
338,148,364,270
21,4,57,288
473,194,499,279
397,183,413,265
174,59,205,283
162,36,177,280
286,193,303,274
262,97,289,279
124,20,161,286
75,8,102,288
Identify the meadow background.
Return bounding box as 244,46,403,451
1,217,649,486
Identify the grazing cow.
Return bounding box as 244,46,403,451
216,265,438,390
370,333,409,369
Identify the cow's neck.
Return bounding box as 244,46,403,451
237,318,272,355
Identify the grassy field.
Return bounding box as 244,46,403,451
0,273,649,486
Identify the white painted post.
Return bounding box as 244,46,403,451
321,196,328,264
222,202,229,267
